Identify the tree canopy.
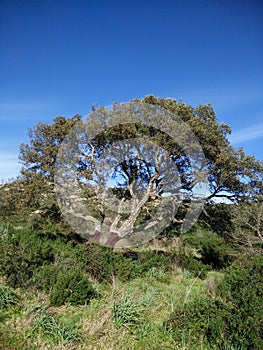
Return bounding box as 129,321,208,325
19,115,82,182
15,96,263,246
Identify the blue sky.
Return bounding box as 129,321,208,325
0,0,262,182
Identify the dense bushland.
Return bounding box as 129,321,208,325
0,223,213,293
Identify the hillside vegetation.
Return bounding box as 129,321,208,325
0,219,262,349
0,97,262,349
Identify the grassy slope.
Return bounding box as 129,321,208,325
1,268,224,350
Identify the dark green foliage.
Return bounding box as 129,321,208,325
111,250,171,281
217,255,263,349
81,243,173,282
27,212,46,232
71,240,207,284
165,296,230,346
49,269,97,306
174,246,209,279
80,243,119,282
0,229,98,306
183,232,234,269
200,241,232,269
0,225,175,309
199,203,234,236
32,264,62,292
20,115,81,182
166,254,263,349
0,228,55,288
26,193,75,239
0,223,219,318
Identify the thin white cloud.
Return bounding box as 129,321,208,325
229,122,263,144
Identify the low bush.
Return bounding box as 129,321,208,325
165,296,230,347
174,246,209,279
49,269,97,306
82,244,173,283
183,233,234,269
31,264,62,291
165,254,263,349
88,246,137,282
198,203,234,236
0,228,55,288
217,254,263,349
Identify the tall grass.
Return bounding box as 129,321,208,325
33,311,81,343
0,284,19,308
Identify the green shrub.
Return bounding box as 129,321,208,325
108,250,171,282
175,246,209,279
165,254,263,349
217,255,263,349
198,204,234,236
183,233,233,269
80,243,116,282
0,228,55,288
31,264,62,291
27,213,46,232
49,269,97,306
165,296,230,346
81,244,173,283
137,250,170,271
